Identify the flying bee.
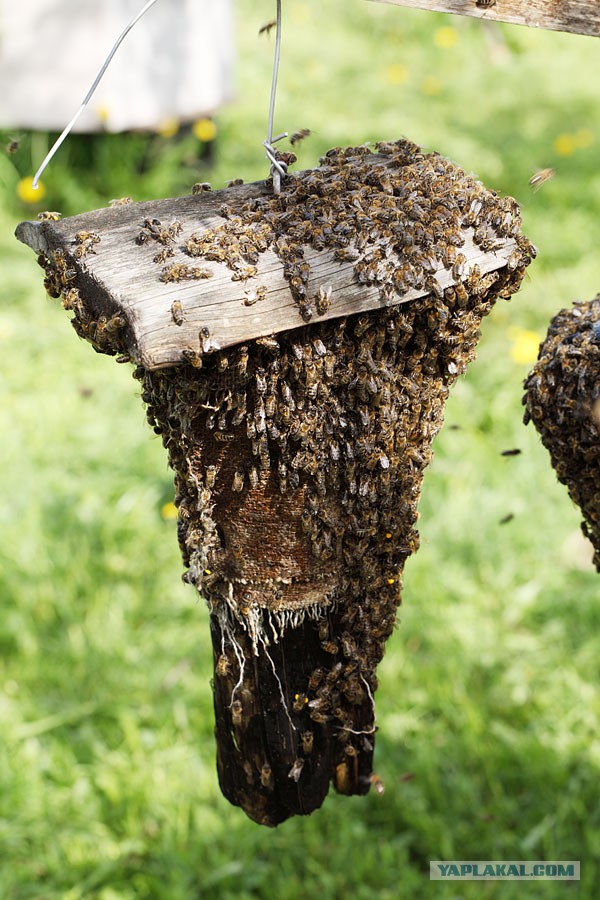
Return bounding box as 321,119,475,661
290,128,311,146
171,299,185,325
109,196,132,206
258,19,276,36
529,167,555,192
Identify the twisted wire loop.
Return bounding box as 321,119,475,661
264,0,287,194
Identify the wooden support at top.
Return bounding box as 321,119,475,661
15,140,532,371
370,0,600,38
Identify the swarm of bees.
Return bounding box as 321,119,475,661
523,295,600,571
171,139,531,325
33,139,534,826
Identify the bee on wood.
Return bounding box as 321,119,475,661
243,286,267,306
160,264,212,282
226,178,244,187
73,230,101,258
529,168,555,192
192,182,212,194
37,210,62,221
231,700,243,727
171,300,185,326
290,129,311,146
258,19,276,36
301,731,314,755
109,197,132,206
154,248,174,264
232,470,244,492
181,348,203,368
216,655,230,677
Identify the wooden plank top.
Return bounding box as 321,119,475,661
370,0,600,38
15,140,533,370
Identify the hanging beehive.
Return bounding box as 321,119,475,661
523,295,600,572
17,139,535,825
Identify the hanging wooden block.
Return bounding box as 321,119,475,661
369,0,600,39
16,139,535,825
523,295,600,571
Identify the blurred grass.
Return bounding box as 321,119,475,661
1,0,599,897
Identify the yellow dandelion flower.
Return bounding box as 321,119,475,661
157,117,180,139
553,133,576,157
193,118,217,143
17,176,45,203
160,501,178,521
434,26,458,49
421,75,442,96
508,327,541,365
573,127,594,149
95,104,110,124
384,63,408,86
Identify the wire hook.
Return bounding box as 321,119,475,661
263,0,287,194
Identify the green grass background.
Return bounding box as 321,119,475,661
1,1,599,897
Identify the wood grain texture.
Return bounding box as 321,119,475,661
369,0,600,37
15,153,519,371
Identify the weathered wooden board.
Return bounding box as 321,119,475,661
15,144,528,371
370,0,600,37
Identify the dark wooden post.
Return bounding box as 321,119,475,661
16,139,535,825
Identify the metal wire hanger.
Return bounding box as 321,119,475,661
32,0,287,194
32,0,160,189
262,0,288,194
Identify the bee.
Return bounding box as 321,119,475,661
290,128,311,146
37,210,61,221
154,248,174,264
181,348,202,368
243,286,267,306
301,731,314,755
292,693,308,712
260,764,273,789
500,448,522,457
529,168,555,192
171,299,185,326
74,230,100,258
231,700,243,727
226,178,244,187
216,655,230,677
232,470,244,492
288,759,304,783
109,196,132,206
192,182,212,194
476,0,496,7
258,19,276,36
160,264,212,282
231,264,258,282
369,773,385,795
316,285,332,315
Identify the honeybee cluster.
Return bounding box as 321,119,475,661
134,217,531,822
36,248,129,359
177,139,532,321
523,295,600,571
32,140,534,824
